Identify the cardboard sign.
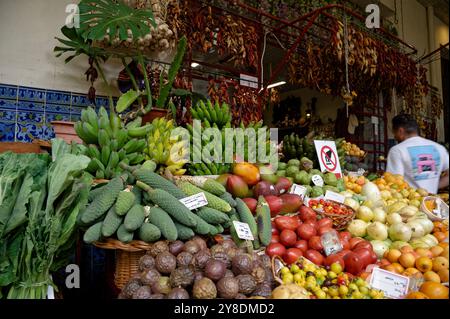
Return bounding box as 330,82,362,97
289,184,307,198
324,190,345,204
369,268,410,299
179,193,208,210
311,175,324,187
233,221,254,240
314,140,343,178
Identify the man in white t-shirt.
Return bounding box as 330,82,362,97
386,114,449,194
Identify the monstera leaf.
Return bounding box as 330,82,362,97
78,0,156,41
54,26,107,63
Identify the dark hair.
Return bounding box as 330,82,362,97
392,114,419,134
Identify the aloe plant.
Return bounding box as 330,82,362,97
115,36,188,116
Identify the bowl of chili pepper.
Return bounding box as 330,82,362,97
309,198,356,231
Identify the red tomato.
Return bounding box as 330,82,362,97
271,221,279,236
299,206,317,222
304,250,324,266
308,236,324,252
283,248,303,264
265,243,286,258
353,241,373,252
349,237,365,250
274,216,299,231
279,229,297,247
317,218,333,229
340,238,350,250
270,235,280,244
293,240,308,253
368,250,378,265
343,252,364,275
323,254,345,268
336,249,352,259
352,248,373,268
303,220,317,230
292,215,302,225
296,224,316,240
339,231,352,242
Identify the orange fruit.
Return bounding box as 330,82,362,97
437,268,449,282
406,291,429,299
383,264,399,273
386,249,402,263
433,232,447,243
433,221,445,232
416,257,433,273
423,271,441,283
359,272,370,280
432,256,449,272
415,248,433,258
379,258,391,268
391,263,405,274
438,242,449,249
430,246,444,258
420,282,449,299
441,246,449,259
399,253,416,268
400,246,414,254
403,268,420,277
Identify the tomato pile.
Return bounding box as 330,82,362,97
266,205,377,275
309,199,354,216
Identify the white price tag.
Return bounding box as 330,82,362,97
321,231,343,256
240,74,258,89
47,285,55,299
289,184,307,198
233,221,254,241
179,193,208,210
311,175,324,187
369,268,410,299
324,190,345,204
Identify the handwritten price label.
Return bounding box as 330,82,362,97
289,184,307,199
311,175,324,187
179,193,208,210
324,191,345,204
233,221,254,241
369,268,410,299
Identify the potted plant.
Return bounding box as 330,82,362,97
115,36,187,123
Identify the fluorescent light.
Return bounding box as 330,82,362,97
267,81,286,89
191,62,200,68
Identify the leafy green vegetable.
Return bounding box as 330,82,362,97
1,139,92,299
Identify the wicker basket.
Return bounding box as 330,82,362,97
312,200,356,231
94,239,154,289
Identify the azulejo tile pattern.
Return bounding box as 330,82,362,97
0,83,112,142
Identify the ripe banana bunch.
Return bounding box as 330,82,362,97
146,117,188,175
190,100,232,129
75,106,150,179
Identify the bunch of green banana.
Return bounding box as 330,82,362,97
187,162,232,176
146,117,188,176
190,100,232,129
282,133,317,165
185,122,232,176
75,106,149,179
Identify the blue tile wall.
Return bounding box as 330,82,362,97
0,83,113,142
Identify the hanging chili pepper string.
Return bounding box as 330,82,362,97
343,6,350,118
